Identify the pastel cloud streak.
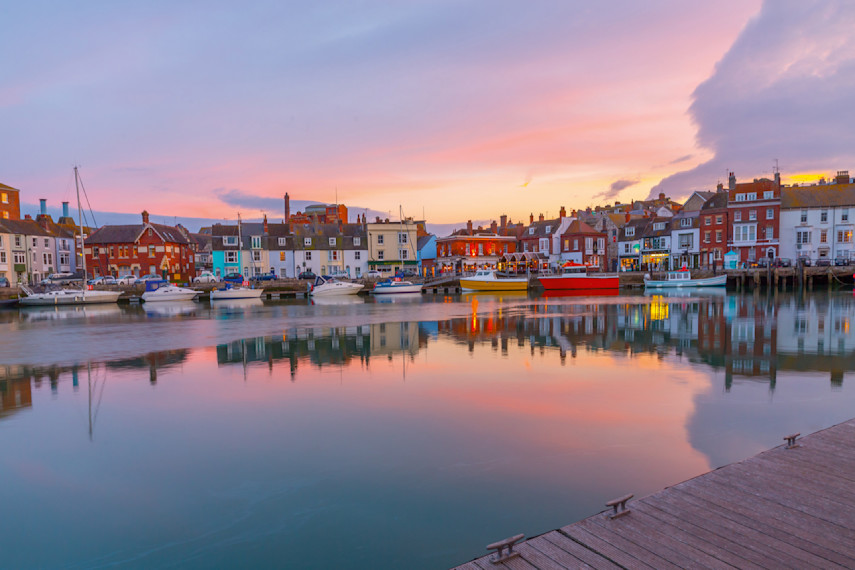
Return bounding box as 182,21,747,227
0,0,794,227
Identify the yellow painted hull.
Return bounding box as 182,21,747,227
459,278,528,291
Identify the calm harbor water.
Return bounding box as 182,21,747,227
2,290,854,569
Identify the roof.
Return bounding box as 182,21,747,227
781,184,855,209
701,192,728,210
522,218,561,238
0,218,52,237
86,222,191,245
416,235,434,250
644,217,673,237
0,183,20,192
562,219,600,235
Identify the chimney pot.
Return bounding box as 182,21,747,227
62,201,69,218
142,210,150,224
39,199,46,216
538,213,544,222
530,213,534,224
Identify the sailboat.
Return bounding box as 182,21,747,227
211,213,264,301
20,167,121,306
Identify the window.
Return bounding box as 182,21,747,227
44,238,49,247
353,237,361,247
820,230,828,243
148,245,155,257
354,251,361,260
704,231,711,243
766,208,774,220
305,251,312,260
0,192,6,203
681,218,692,227
716,215,723,225
398,232,408,244
252,251,261,262
716,230,722,243
327,250,338,261
843,209,849,222
2,212,7,219
539,238,549,251
251,236,261,249
796,230,811,244
278,237,288,246
378,250,384,260
59,253,69,265
400,249,409,260
528,227,535,235
478,243,483,255
328,237,336,246
714,249,722,260
93,247,100,256
705,216,712,226
766,227,774,240
763,191,774,199
14,252,25,264
304,237,312,246
377,235,384,244
545,225,551,233
736,194,745,202
563,239,569,251
597,238,604,250
625,227,635,237
14,236,20,247
734,211,741,222
223,236,238,246
43,253,52,265
800,210,807,223
748,210,756,221
653,222,665,230
747,192,756,200
679,234,693,248
821,211,828,223
838,230,853,243
32,238,37,247
585,237,593,251
0,252,5,263
573,239,578,250
734,225,756,242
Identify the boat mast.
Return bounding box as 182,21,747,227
75,167,87,284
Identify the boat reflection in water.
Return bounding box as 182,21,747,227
143,300,198,317
370,291,423,303
310,295,364,306
18,303,125,322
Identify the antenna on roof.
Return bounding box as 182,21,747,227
773,158,780,175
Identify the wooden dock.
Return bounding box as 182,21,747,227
453,418,855,569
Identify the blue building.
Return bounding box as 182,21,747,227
417,234,436,277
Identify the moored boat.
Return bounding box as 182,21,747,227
19,286,121,306
210,283,264,300
643,270,727,288
372,278,422,295
310,275,363,297
460,269,527,292
141,283,199,302
538,262,618,291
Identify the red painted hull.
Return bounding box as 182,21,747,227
538,274,619,290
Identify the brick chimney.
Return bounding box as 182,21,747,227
142,210,150,224
836,170,849,185
559,206,566,218
490,220,497,233
728,172,736,191
500,214,507,228
538,213,544,222
716,182,724,192
263,214,269,234
571,209,577,217
284,193,290,220
529,213,534,224
625,212,631,223
466,220,473,234
658,192,665,201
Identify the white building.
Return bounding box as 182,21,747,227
779,182,855,263
669,213,700,269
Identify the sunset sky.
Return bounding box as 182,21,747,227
3,0,855,229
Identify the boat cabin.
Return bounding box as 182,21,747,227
560,263,588,275
473,269,494,278
664,271,692,281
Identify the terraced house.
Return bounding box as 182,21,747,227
291,221,367,278
84,211,195,282
366,217,421,276
0,218,55,285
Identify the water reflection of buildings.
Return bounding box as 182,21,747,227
435,294,854,391
216,323,427,379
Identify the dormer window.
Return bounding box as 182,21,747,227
304,237,312,246
680,218,692,228
764,191,774,199
625,227,635,237
353,237,361,247
528,227,534,235
654,222,665,231
545,225,551,233
328,237,336,246
223,236,238,246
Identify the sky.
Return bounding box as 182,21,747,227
3,0,855,231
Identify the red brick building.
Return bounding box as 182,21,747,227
699,191,729,268
0,183,21,220
726,173,781,264
436,220,517,272
84,211,195,282
559,220,607,268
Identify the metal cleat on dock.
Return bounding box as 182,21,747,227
784,433,801,449
605,493,633,519
486,533,524,564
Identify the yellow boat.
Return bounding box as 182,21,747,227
460,269,528,291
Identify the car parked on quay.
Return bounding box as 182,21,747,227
193,271,220,284
223,272,244,284
135,274,167,285
364,270,382,279
88,276,118,286
250,273,277,282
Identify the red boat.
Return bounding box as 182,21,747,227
537,262,619,291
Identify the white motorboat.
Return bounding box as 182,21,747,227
141,284,198,302
19,286,121,306
371,278,422,295
210,284,264,300
643,270,727,288
310,275,363,297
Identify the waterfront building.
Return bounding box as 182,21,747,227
435,220,517,273
669,211,700,269
0,182,21,220
681,190,716,212
616,217,647,270
0,218,56,285
778,171,855,263
725,172,781,264
640,217,672,270
34,199,76,276
699,191,729,268
291,221,367,277
212,219,293,278
519,208,574,269
416,234,437,277
558,220,606,268
590,212,637,271
366,217,421,276
84,211,195,282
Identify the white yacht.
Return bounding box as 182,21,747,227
310,275,363,297
141,284,198,302
19,286,121,306
210,284,264,300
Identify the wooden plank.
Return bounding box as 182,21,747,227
679,476,855,566
571,518,684,570
514,541,572,570
584,507,731,569
666,486,845,569
559,525,658,570
750,454,855,506
538,531,622,569
642,493,796,569
626,501,766,570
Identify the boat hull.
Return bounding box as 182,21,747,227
142,288,198,302
310,282,363,297
459,278,527,292
643,274,727,288
372,283,422,294
210,288,265,300
538,274,619,290
20,290,121,306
